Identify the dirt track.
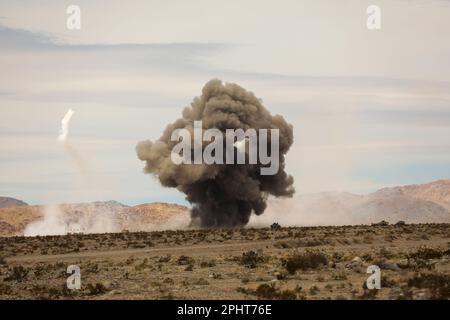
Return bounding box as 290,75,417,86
7,240,275,263
0,224,449,299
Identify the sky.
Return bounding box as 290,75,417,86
0,0,449,206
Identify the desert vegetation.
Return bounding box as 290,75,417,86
0,223,448,299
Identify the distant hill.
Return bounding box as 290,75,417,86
123,202,190,232
0,197,28,209
1,179,449,236
0,200,189,237
375,179,450,211
251,179,450,227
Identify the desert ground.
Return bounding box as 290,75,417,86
0,223,449,300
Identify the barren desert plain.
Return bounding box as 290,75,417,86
0,223,449,300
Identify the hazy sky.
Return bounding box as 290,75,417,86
0,0,449,205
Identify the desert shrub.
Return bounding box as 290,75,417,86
239,283,297,300
278,289,297,300
60,283,73,297
362,236,374,244
255,283,279,299
160,292,175,299
158,255,171,263
134,259,148,271
33,264,47,278
359,287,378,299
332,271,348,281
408,247,445,261
420,234,429,240
45,286,65,298
407,273,450,299
282,250,328,274
239,250,266,268
309,286,320,295
381,275,397,288
274,241,292,249
195,278,209,285
130,242,146,249
361,253,373,262
0,283,12,294
316,275,325,282
378,247,394,259
0,255,6,265
257,233,270,240
240,277,250,284
87,282,108,295
293,238,326,248
4,266,29,282
177,255,195,265
331,252,344,263
384,234,396,242
200,260,216,268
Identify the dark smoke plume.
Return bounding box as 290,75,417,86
136,79,294,227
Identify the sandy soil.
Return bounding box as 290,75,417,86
0,223,449,300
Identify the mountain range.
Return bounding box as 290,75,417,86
0,196,28,209
253,179,450,226
0,179,449,236
0,200,189,237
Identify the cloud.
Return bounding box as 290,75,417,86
0,19,449,206
0,24,62,51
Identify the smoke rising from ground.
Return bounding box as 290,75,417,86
24,109,119,236
136,79,295,227
23,203,122,236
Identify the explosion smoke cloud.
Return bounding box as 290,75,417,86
136,79,295,227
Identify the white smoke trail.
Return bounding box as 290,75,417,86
24,108,121,236
24,204,67,236
58,109,75,142
24,203,123,236
26,109,78,236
